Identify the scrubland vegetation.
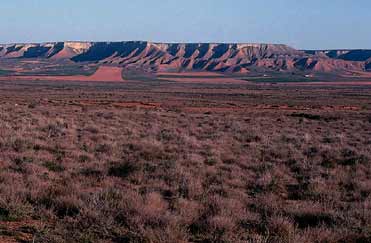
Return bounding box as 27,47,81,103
0,81,370,242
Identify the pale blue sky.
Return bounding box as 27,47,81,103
1,0,370,49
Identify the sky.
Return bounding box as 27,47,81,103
1,0,370,49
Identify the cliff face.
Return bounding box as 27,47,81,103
304,49,371,61
366,61,371,71
0,41,370,74
0,42,92,59
68,42,303,73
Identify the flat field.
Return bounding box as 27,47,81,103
0,79,370,243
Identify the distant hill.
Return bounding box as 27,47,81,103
0,41,370,74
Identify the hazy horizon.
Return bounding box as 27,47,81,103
1,0,370,50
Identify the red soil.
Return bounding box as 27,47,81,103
0,66,125,82
112,102,160,109
76,101,161,109
84,66,124,81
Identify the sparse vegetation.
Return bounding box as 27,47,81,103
0,80,370,242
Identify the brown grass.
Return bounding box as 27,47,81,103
0,80,370,242
157,77,247,84
156,72,224,77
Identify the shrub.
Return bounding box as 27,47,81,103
339,148,368,166
204,157,218,166
43,161,65,172
54,196,81,218
11,138,30,152
292,211,335,229
43,122,67,138
108,161,138,179
78,154,91,163
0,207,12,221
80,167,103,178
290,113,321,120
95,143,112,154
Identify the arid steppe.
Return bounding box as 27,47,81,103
0,78,370,243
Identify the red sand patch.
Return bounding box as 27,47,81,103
83,66,124,81
0,66,124,82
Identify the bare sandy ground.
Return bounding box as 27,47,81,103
83,66,124,81
1,68,243,83
0,66,124,82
